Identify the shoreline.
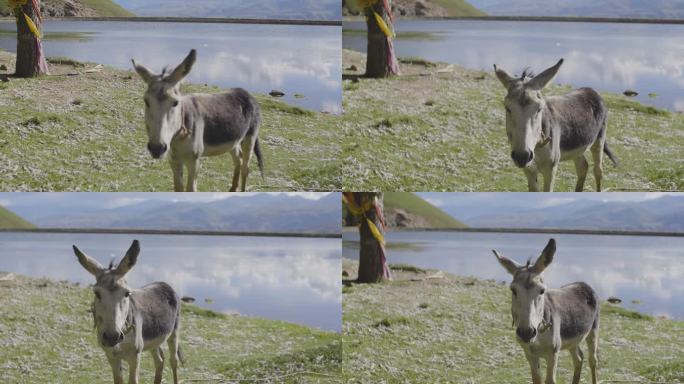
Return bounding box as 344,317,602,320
343,15,684,25
342,226,684,238
0,228,341,239
0,16,341,26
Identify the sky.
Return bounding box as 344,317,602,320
417,192,679,210
0,192,332,220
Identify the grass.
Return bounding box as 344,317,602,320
342,259,684,383
384,192,466,228
343,28,444,41
0,206,35,229
0,0,134,17
0,51,341,191
0,274,341,383
430,0,487,17
341,49,684,191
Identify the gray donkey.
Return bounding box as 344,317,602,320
494,59,617,192
74,240,182,384
493,239,600,384
132,49,264,192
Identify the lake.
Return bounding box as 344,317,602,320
344,20,684,112
343,230,684,320
0,232,342,332
0,20,341,113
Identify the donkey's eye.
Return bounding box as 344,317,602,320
124,291,131,298
540,288,546,295
172,100,179,107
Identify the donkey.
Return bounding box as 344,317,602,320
493,239,599,384
493,59,617,192
73,240,182,384
132,49,264,192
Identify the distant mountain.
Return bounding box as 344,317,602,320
465,195,684,232
0,206,35,229
468,0,684,19
30,193,340,234
115,0,340,20
343,0,485,17
344,192,466,229
0,0,134,17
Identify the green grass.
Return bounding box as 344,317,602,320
0,206,35,229
342,259,684,383
384,192,466,228
431,0,487,17
0,0,134,17
0,52,341,191
0,275,340,383
342,49,684,191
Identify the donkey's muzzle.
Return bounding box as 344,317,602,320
511,150,534,168
102,331,125,347
147,142,168,159
516,326,537,343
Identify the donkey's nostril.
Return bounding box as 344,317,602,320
147,142,168,159
511,150,534,168
516,327,536,343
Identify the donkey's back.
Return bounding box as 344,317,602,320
188,88,261,147
136,282,181,345
547,88,607,154
550,282,600,345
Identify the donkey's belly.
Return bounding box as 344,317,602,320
203,140,239,157
559,144,591,161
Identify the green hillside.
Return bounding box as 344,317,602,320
432,0,486,16
384,192,466,228
0,0,133,17
0,206,35,229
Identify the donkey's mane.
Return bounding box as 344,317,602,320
520,68,535,81
108,259,116,271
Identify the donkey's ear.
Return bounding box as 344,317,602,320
527,59,564,91
166,49,197,85
73,245,104,276
114,240,140,276
531,238,556,274
132,59,154,84
493,250,520,275
493,64,514,88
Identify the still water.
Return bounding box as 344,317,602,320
343,230,684,319
0,21,341,113
344,20,684,111
0,232,341,331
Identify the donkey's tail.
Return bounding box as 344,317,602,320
254,137,265,180
603,143,618,166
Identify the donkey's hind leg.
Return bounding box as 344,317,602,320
168,330,181,384
590,138,605,192
151,347,165,384
570,346,584,384
229,147,243,192
239,136,257,192
573,155,589,192
587,327,599,384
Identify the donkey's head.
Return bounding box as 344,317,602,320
493,59,564,168
132,50,197,159
73,240,140,348
493,238,556,344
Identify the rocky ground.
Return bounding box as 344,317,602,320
342,49,684,191
0,51,341,191
342,259,684,383
0,272,341,383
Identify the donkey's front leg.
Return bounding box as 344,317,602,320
127,353,141,384
185,157,200,192
523,167,539,192
541,164,558,192
106,354,124,384
170,157,184,192
544,351,559,384
524,352,542,384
